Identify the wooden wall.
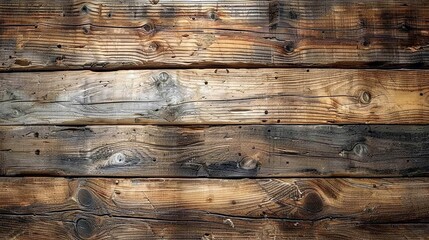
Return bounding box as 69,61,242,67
0,0,428,239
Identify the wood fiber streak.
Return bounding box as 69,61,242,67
0,0,428,70
1,69,428,124
0,178,428,223
0,214,428,240
0,125,428,177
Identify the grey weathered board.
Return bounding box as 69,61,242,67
0,0,428,70
0,125,428,177
1,69,428,125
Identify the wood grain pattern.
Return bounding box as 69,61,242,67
1,214,428,240
0,0,428,70
1,125,428,177
1,178,429,223
1,69,429,125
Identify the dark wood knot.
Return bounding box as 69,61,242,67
284,42,295,53
353,143,369,158
77,189,95,208
303,191,323,213
76,218,95,239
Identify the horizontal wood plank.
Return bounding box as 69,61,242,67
1,125,428,177
1,69,429,124
1,0,428,70
1,214,428,240
0,178,429,223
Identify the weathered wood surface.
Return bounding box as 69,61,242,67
1,0,428,70
1,125,428,177
1,69,429,125
1,178,429,223
1,215,428,240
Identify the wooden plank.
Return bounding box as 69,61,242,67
0,125,428,177
1,69,428,125
0,0,428,70
1,214,428,240
1,178,428,223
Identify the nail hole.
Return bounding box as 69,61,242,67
35,149,40,155
57,44,62,48
264,110,268,114
204,81,208,85
277,119,280,123
34,132,39,138
420,93,424,96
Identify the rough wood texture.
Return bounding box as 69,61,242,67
1,69,428,125
0,0,428,70
1,125,428,177
1,178,429,223
1,215,428,240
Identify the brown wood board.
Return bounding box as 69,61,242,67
0,0,428,70
1,69,428,125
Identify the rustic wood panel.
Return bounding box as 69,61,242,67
1,214,428,240
1,178,428,223
1,125,428,177
1,69,428,125
1,0,428,70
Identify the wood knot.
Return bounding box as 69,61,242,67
303,191,323,213
147,41,159,52
284,42,295,53
142,22,155,33
239,158,260,170
359,91,371,104
201,233,213,240
289,11,298,19
361,38,370,47
401,23,411,32
82,25,90,34
109,152,126,165
208,10,218,21
77,189,95,208
353,143,369,158
157,72,170,83
81,5,89,14
76,218,95,239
